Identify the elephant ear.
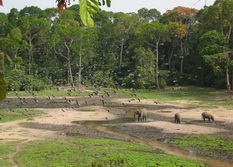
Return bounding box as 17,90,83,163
0,72,6,100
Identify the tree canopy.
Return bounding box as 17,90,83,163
0,0,233,101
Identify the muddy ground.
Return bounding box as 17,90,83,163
0,93,233,163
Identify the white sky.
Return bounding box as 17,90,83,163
0,0,215,14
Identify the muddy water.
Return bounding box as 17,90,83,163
78,119,233,167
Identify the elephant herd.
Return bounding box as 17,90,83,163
134,109,215,123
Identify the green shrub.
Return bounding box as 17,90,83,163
6,69,48,91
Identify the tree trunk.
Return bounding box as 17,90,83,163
119,38,125,68
180,41,184,74
78,37,83,90
28,39,33,75
14,54,17,70
155,39,160,89
232,71,233,91
67,59,73,84
226,67,231,93
168,47,174,71
64,41,74,85
78,49,82,90
180,57,184,74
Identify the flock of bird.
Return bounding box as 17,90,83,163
0,87,156,120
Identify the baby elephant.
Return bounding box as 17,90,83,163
134,109,148,122
202,112,214,122
174,113,181,123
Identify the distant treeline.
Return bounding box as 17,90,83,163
0,0,233,91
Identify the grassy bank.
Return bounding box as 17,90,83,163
15,138,206,167
170,135,233,161
0,143,16,167
0,109,42,123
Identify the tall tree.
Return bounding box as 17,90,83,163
136,22,169,89
112,12,139,69
137,8,161,22
162,6,198,74
17,7,50,75
0,28,26,69
200,30,232,91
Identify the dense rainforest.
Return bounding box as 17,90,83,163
1,0,233,92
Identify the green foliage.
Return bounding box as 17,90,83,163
89,70,115,87
15,138,205,167
6,69,48,91
199,30,226,55
203,53,226,74
2,1,233,91
0,72,6,100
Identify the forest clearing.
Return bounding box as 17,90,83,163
0,87,232,167
1,1,233,166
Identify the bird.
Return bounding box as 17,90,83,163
34,97,39,103
101,99,106,105
76,100,80,106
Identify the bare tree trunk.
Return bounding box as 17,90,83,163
28,39,33,75
180,36,189,74
64,42,73,84
54,40,74,86
168,46,174,71
78,43,82,90
145,39,160,89
14,54,17,70
180,41,184,74
232,71,233,91
119,38,125,68
180,57,184,74
226,68,231,92
67,59,73,84
155,39,160,89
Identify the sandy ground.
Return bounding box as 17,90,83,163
0,98,232,143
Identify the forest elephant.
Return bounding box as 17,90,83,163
134,109,148,122
174,113,181,123
201,112,214,122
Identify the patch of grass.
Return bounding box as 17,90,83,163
0,143,16,167
0,109,42,123
135,87,213,101
131,86,233,107
15,138,206,167
171,135,233,158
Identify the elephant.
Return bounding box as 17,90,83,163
174,113,181,123
134,109,148,122
201,112,214,122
